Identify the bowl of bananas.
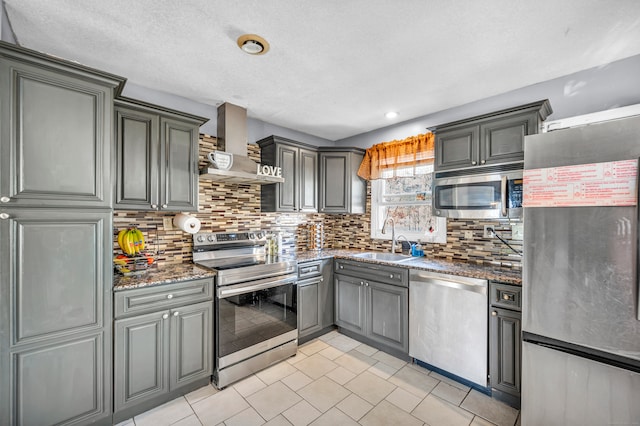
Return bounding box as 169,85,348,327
114,227,155,275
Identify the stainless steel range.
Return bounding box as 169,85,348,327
192,231,298,388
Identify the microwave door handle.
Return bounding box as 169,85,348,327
501,175,508,217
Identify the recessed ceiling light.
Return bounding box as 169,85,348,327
385,111,398,119
237,34,270,55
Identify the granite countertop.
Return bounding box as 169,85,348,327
295,249,522,285
113,263,216,291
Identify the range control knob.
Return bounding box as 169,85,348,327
196,235,205,243
207,235,216,242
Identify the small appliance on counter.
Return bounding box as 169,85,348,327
307,222,325,250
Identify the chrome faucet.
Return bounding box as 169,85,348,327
381,217,396,253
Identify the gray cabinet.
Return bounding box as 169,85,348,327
334,259,409,355
115,98,207,212
0,43,123,208
258,136,318,212
318,148,366,214
297,259,334,342
113,279,213,422
489,282,522,408
433,100,552,172
0,42,123,426
0,209,113,426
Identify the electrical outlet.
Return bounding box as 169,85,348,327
464,230,473,240
163,217,173,230
512,223,524,241
483,225,494,238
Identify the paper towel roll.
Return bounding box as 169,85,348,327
173,213,201,234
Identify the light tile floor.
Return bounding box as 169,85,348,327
117,331,521,426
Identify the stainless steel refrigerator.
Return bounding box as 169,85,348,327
522,114,640,425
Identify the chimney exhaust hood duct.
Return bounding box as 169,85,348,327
200,102,284,185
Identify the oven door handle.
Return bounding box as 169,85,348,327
217,275,298,299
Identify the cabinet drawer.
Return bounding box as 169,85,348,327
115,278,213,318
335,259,408,287
298,260,322,279
490,282,521,311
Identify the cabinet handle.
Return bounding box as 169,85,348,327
339,265,344,269
365,282,369,287
491,311,498,316
503,293,512,300
151,204,157,209
173,311,179,317
481,160,486,164
360,281,364,286
0,196,9,203
320,277,323,282
0,213,9,220
472,161,477,165
389,274,394,279
166,294,173,299
162,204,168,209
162,313,169,319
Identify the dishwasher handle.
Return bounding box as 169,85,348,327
410,270,487,295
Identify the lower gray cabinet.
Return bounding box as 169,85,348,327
489,282,522,408
334,259,409,354
113,280,213,421
0,209,113,426
297,259,334,340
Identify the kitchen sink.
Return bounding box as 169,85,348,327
351,252,414,263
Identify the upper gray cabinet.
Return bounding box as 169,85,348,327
114,98,207,212
318,147,366,214
258,136,318,213
0,42,125,208
433,100,552,172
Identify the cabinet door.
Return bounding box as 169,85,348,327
318,260,334,328
490,307,521,397
170,301,212,389
0,209,113,425
115,107,159,210
298,279,322,337
276,144,298,211
0,58,114,207
299,148,318,212
480,113,536,165
160,118,199,212
366,281,408,353
435,126,479,171
114,310,170,412
334,275,365,334
319,153,348,213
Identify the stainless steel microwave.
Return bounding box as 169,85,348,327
432,168,523,219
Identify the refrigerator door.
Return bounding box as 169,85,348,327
523,116,640,361
522,342,640,426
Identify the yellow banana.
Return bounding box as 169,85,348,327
128,229,139,255
134,228,145,252
123,229,136,256
117,229,127,252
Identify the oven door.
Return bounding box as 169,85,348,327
216,274,298,368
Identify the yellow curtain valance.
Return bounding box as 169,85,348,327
357,132,435,180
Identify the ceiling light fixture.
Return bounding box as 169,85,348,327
237,34,270,55
385,111,398,119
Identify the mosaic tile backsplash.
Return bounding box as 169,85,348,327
113,135,522,269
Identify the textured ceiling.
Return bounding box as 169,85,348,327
4,0,640,140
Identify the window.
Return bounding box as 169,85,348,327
371,164,446,244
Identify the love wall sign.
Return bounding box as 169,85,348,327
257,164,282,178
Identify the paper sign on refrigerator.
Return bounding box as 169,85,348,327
523,159,638,207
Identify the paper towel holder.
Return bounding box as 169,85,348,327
173,213,201,234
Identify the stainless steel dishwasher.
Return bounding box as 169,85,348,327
409,270,488,388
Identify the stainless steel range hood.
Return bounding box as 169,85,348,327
200,102,284,185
